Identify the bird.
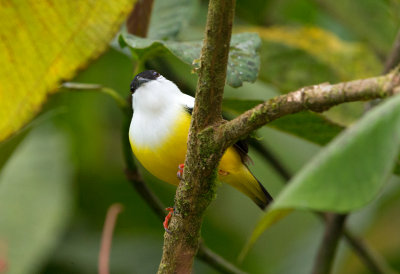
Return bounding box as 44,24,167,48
129,70,273,229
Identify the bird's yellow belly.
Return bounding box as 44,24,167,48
130,113,191,185
130,113,244,185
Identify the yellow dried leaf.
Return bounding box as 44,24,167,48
245,26,381,80
0,0,135,142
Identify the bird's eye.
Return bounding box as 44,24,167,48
153,71,160,77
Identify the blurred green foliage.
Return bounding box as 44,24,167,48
1,0,400,273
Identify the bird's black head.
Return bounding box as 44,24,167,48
130,70,160,93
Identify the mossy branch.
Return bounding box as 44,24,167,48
158,0,236,273
220,68,400,149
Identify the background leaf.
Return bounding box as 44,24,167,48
119,32,261,87
0,0,135,143
247,26,381,92
0,125,73,274
148,0,196,40
241,94,400,258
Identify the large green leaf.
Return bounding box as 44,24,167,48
223,98,343,145
119,32,261,87
0,126,73,274
0,109,65,172
148,0,195,40
0,0,135,143
240,94,400,259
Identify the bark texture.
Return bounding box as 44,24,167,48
220,69,400,150
157,0,236,273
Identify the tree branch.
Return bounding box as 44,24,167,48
126,0,154,37
342,229,395,274
312,213,347,274
220,68,400,149
158,0,236,273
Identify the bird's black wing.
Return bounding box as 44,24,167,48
184,106,252,165
184,106,193,115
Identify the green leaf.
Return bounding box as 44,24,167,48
0,126,73,274
148,0,195,40
240,94,400,259
222,98,343,145
0,109,65,172
119,32,261,87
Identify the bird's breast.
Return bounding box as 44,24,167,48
129,108,191,185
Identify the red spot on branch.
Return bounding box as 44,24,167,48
0,258,7,273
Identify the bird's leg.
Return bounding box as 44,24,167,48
177,163,185,180
163,207,174,234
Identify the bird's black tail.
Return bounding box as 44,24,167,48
254,177,273,210
245,168,273,210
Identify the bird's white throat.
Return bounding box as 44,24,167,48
129,77,194,148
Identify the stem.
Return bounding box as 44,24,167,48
197,243,247,274
248,139,291,181
312,213,347,274
61,82,129,112
384,28,400,74
342,230,395,274
98,203,124,274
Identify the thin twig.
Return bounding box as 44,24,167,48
384,28,400,74
342,230,396,274
312,213,347,274
61,82,129,111
197,243,247,274
367,27,400,109
99,203,124,274
248,139,291,181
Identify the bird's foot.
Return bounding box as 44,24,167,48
163,207,174,234
177,163,185,180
